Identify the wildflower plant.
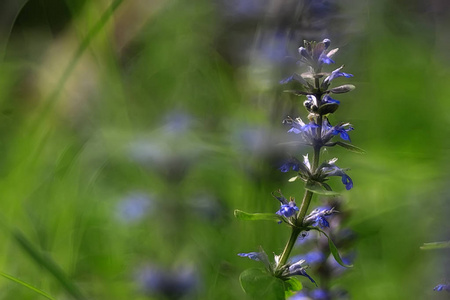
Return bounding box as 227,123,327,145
235,39,362,299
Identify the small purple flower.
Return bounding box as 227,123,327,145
314,216,329,228
287,117,319,135
137,265,199,298
298,39,338,67
284,117,319,145
323,66,353,85
321,119,353,143
292,251,326,266
305,207,335,228
332,123,354,141
238,252,263,261
320,158,353,190
434,284,450,292
287,260,317,285
277,200,299,218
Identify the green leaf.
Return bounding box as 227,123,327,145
305,182,340,196
0,272,56,300
234,210,282,222
239,268,285,300
309,227,353,268
284,277,303,297
335,141,365,154
420,241,450,250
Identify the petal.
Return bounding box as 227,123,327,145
238,252,262,261
320,54,334,64
342,174,353,190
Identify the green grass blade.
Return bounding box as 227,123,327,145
13,230,87,300
0,271,57,300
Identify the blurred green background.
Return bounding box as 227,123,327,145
0,0,449,299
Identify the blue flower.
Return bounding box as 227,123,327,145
434,284,450,292
305,207,335,228
321,118,353,143
237,252,263,261
323,66,353,86
320,158,353,190
284,116,319,145
287,117,319,135
287,260,317,285
277,200,299,218
314,216,329,228
298,39,338,67
332,123,354,141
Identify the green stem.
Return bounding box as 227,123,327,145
277,227,302,268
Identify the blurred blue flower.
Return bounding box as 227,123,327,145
163,110,193,134
116,192,153,222
137,265,199,298
288,291,310,300
279,158,301,173
328,253,355,276
434,284,450,292
296,231,315,245
292,251,326,266
310,288,331,300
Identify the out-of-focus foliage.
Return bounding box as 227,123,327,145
0,0,448,299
